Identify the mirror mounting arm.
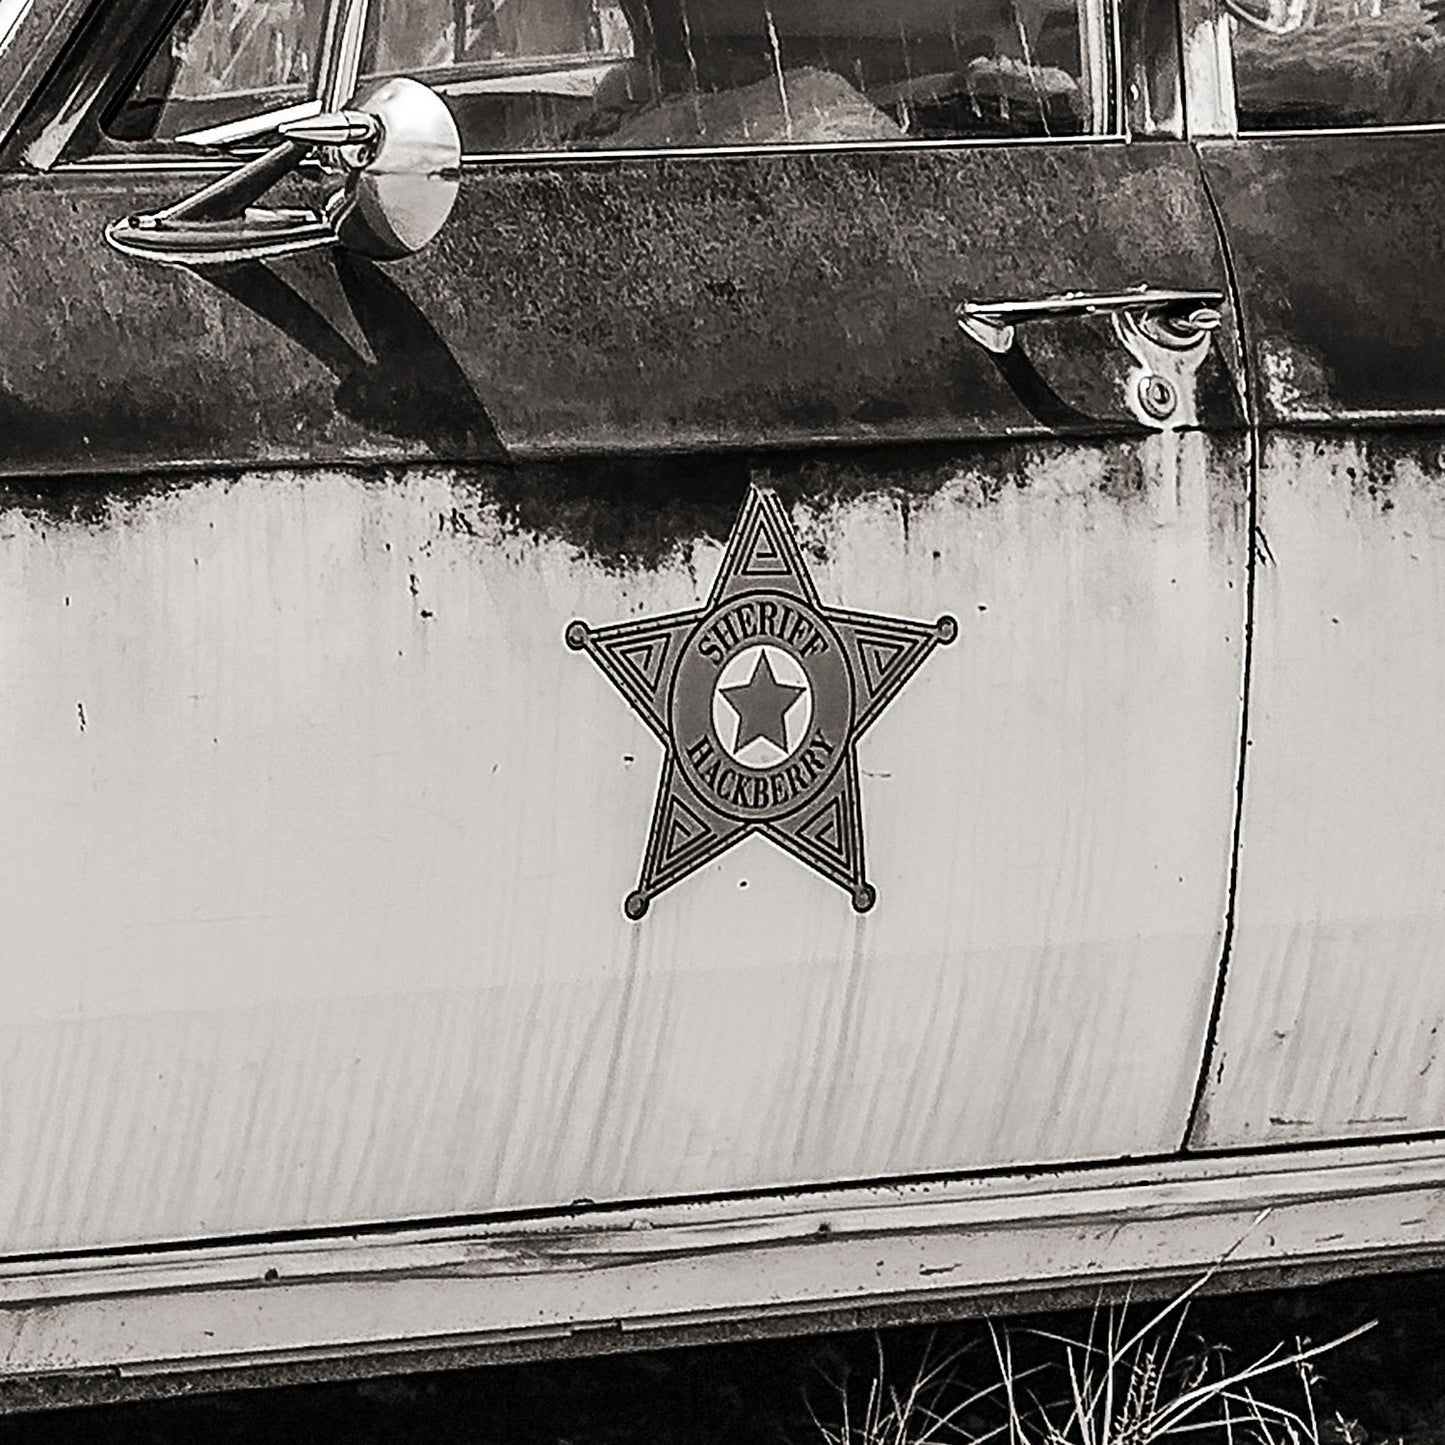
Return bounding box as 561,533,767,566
105,80,461,268
155,139,311,225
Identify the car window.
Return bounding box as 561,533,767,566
105,0,330,141
1233,0,1445,130
360,0,1103,153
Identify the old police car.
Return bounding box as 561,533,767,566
2,0,1445,1411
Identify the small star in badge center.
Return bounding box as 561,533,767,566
720,649,807,754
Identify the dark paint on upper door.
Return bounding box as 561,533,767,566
0,142,1245,477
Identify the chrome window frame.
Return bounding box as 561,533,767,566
1179,0,1237,136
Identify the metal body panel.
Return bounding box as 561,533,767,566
0,445,1244,1251
1193,131,1445,1147
1,143,1237,474
0,0,1276,1392
1199,135,1445,423
1192,432,1445,1148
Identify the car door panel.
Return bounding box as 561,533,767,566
1200,136,1445,421
1194,130,1445,1147
0,0,1253,1253
0,432,1249,1252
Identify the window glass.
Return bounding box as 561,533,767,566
361,0,1099,153
1234,0,1445,130
106,0,330,141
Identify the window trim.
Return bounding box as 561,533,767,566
454,131,1126,168
1237,121,1445,138
1178,0,1236,136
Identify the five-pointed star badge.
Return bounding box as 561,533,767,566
567,487,957,919
721,651,806,753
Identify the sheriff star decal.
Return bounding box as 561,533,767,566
567,487,957,919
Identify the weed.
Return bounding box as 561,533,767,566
810,1259,1376,1445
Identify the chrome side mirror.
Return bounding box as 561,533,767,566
104,77,461,267
311,79,460,262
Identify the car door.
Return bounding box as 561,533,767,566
1191,0,1445,1147
0,0,1249,1254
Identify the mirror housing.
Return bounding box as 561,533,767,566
325,78,461,262
105,78,461,267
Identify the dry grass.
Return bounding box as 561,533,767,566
811,1266,1376,1445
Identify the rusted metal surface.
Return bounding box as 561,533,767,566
0,142,1240,476
0,0,1286,1392
1188,120,1445,1147
13,1256,1445,1417
1199,134,1445,421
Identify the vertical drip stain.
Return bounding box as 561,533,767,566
762,3,793,141
676,0,705,136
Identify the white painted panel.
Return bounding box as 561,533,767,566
0,443,1243,1252
1196,434,1445,1147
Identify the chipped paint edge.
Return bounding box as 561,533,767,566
5,1140,1445,1410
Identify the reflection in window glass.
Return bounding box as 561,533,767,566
362,0,1097,153
106,0,329,141
1234,0,1445,130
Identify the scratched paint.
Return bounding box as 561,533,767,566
0,439,1244,1254
1194,431,1445,1148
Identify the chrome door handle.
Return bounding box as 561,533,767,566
956,287,1225,355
